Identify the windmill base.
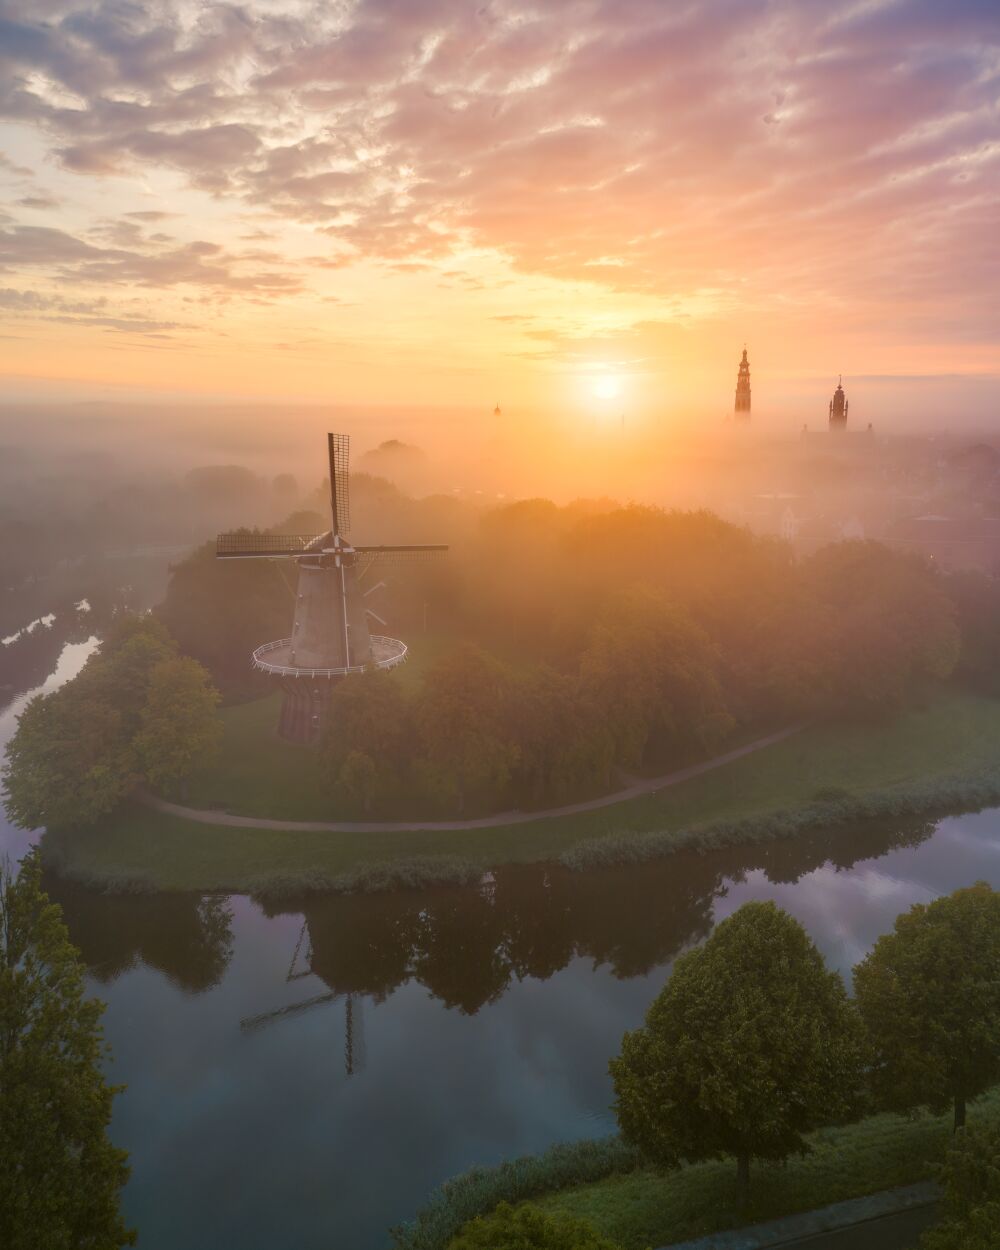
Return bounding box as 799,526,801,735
277,680,333,744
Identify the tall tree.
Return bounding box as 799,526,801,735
2,673,131,830
413,644,518,814
610,901,865,1203
322,671,413,813
133,656,222,797
854,882,1000,1130
580,587,732,771
0,851,135,1249
802,541,959,714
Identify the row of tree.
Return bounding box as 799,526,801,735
162,500,968,727
2,616,221,830
323,587,733,816
611,883,1000,1202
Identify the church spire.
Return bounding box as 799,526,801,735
734,346,751,421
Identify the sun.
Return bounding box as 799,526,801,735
593,374,622,400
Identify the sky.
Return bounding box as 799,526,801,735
0,0,998,427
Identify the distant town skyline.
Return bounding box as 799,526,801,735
0,0,998,424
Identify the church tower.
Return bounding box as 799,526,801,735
734,347,751,421
828,377,848,431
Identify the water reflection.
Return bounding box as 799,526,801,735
41,877,235,993
46,812,937,1019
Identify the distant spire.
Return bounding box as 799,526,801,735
493,400,501,417
734,346,751,421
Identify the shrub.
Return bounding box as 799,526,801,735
447,1203,623,1249
389,1137,643,1250
559,770,1000,873
921,1124,1000,1250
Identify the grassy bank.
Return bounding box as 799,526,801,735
397,1093,1000,1250
40,685,1000,894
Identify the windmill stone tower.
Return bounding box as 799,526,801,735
217,433,446,743
734,347,751,421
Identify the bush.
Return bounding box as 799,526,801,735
389,1137,643,1250
447,1203,623,1249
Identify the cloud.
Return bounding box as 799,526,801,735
0,222,304,296
0,285,184,333
0,0,996,342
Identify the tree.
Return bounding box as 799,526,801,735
0,850,135,1249
448,1203,622,1249
580,588,733,771
854,882,1000,1131
920,1124,1000,1250
413,645,519,814
802,542,959,714
322,671,412,812
2,674,131,830
99,617,177,734
610,901,865,1203
508,666,614,806
133,656,222,796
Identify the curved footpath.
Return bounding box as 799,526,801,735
138,723,806,834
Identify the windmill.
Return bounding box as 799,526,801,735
217,433,447,742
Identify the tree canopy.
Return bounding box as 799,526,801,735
0,850,134,1249
854,882,1000,1130
610,901,865,1197
2,615,221,829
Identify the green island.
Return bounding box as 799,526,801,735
40,680,1000,894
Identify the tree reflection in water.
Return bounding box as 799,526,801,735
45,810,936,1023
43,874,235,994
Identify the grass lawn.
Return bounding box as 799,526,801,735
42,683,1000,893
533,1095,1000,1249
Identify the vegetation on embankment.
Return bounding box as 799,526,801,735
392,1097,1000,1250
39,685,1000,894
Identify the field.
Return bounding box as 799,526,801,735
42,683,1000,893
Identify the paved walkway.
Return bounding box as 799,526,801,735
138,723,806,834
659,1183,939,1250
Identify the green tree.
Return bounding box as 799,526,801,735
921,1124,1000,1250
2,673,131,830
335,749,380,814
413,644,519,814
448,1202,622,1249
803,542,959,714
508,666,615,806
580,588,733,771
0,850,135,1249
854,882,1000,1130
322,671,412,812
133,656,222,796
99,617,177,733
610,901,865,1203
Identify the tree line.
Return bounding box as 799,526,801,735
153,494,984,817
2,616,221,831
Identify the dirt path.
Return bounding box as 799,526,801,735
137,723,806,835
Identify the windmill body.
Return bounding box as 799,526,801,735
217,434,446,743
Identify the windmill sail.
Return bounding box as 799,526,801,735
328,433,351,538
